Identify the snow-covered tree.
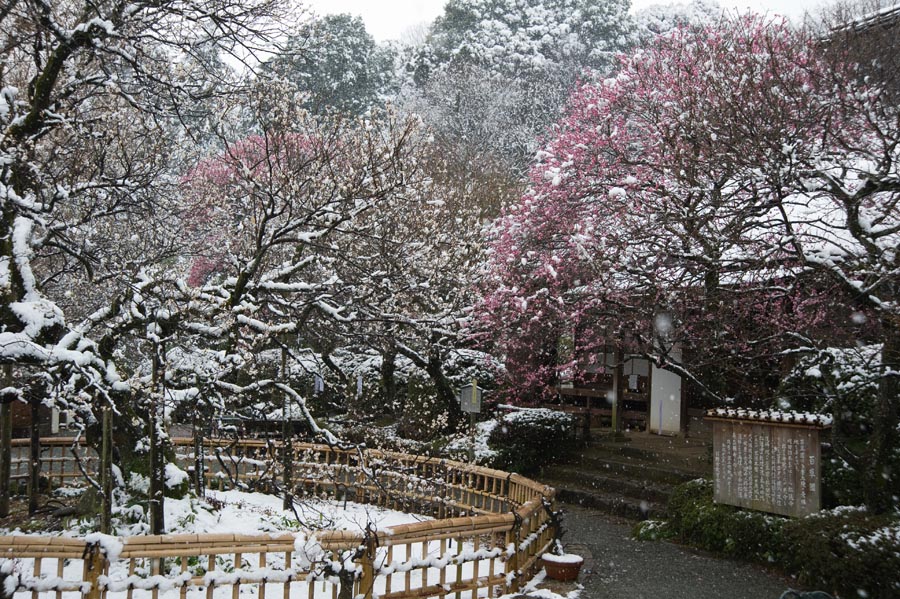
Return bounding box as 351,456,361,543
633,0,722,43
408,0,634,82
264,14,397,116
318,140,508,430
0,0,299,522
401,0,635,172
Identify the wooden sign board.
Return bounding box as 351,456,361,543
458,384,483,414
709,418,824,517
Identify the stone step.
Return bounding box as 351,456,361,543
578,447,711,474
582,437,710,464
545,465,673,504
565,454,707,486
552,485,665,521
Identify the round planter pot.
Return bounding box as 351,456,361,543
542,553,584,582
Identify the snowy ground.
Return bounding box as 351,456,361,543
168,488,430,536
2,489,539,599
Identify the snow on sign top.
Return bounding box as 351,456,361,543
706,408,833,428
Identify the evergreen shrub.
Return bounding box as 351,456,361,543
649,480,900,598
487,407,575,474
781,508,900,599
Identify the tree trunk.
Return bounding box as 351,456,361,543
193,409,204,496
149,346,165,534
381,346,397,412
425,353,463,430
864,316,900,513
281,345,293,511
394,343,463,432
100,405,113,533
28,394,40,515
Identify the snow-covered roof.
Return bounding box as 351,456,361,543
705,408,833,428
831,3,900,34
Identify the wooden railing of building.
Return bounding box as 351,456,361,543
1,438,556,599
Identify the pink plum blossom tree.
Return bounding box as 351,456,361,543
478,15,899,511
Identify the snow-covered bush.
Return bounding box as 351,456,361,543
663,479,785,563
646,479,900,598
442,349,503,394
779,345,880,431
487,406,575,474
781,507,900,599
443,420,499,465
779,344,900,507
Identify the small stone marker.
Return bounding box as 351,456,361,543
706,409,832,517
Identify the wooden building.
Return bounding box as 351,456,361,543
541,344,688,435
8,400,67,438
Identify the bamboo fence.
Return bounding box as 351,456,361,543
1,438,557,599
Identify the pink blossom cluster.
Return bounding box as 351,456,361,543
476,15,890,403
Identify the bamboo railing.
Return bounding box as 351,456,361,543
1,438,557,599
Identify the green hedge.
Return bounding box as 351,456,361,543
635,480,900,599
781,508,900,599
487,407,575,474
660,479,784,562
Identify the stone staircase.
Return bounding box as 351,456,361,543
540,432,713,520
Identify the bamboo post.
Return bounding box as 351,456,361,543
83,543,104,599
283,550,292,599
56,557,64,599
206,556,214,599
149,343,164,535
151,558,160,599
357,535,377,599
506,524,520,594
127,559,136,599
232,553,241,599
455,536,463,599
439,539,447,591
180,557,188,599
258,552,266,599
32,557,42,599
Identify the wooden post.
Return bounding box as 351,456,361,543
281,343,293,511
0,364,12,518
28,392,41,514
613,348,624,436
100,404,113,534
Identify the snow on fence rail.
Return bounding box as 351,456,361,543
2,438,557,599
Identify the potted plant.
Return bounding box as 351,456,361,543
540,503,584,581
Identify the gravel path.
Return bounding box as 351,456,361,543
559,503,795,599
